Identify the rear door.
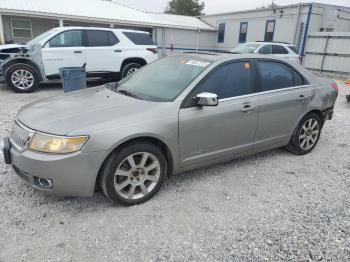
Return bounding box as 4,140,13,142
179,60,259,167
271,45,289,59
42,30,85,76
254,60,312,148
257,44,273,55
84,30,122,73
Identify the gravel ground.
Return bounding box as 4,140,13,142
0,81,350,262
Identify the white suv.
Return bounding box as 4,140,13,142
231,42,301,63
0,27,159,92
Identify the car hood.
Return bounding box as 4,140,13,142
17,86,169,135
0,44,28,52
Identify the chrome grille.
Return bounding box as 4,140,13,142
10,121,33,151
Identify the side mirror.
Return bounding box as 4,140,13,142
195,92,218,107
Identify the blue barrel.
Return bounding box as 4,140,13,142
59,67,87,93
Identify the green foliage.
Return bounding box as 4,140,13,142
165,0,205,16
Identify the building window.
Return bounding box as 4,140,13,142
53,22,71,28
218,23,225,43
239,22,248,43
11,19,32,38
264,20,275,42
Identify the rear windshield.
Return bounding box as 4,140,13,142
123,32,155,45
288,45,299,54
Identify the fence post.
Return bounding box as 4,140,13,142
320,35,330,73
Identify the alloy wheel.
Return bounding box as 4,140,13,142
11,69,35,90
127,68,138,76
299,118,320,151
114,152,161,200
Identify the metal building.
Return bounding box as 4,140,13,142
200,2,350,57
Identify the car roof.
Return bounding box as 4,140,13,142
246,41,295,46
169,52,296,63
53,26,150,34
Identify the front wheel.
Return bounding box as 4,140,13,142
121,63,142,78
5,64,40,93
100,142,167,206
286,113,323,155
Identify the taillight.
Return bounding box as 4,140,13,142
147,48,158,54
298,55,302,63
331,82,339,93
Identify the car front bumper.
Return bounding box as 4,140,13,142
2,137,108,197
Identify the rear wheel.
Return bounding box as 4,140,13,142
121,63,142,78
286,113,322,155
346,95,350,103
5,64,40,93
100,142,167,206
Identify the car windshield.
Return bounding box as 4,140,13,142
27,29,58,45
231,43,261,54
114,56,211,102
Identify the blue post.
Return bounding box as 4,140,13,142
300,4,313,63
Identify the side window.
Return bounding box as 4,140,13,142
294,71,303,86
108,32,119,46
49,30,82,47
272,45,289,54
123,32,154,45
259,45,272,54
86,30,118,47
259,61,294,91
196,61,252,99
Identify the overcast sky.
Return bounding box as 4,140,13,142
113,0,350,14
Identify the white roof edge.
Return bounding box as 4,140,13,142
0,8,216,31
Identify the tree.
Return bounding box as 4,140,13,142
165,0,205,16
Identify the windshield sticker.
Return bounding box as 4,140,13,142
185,60,210,67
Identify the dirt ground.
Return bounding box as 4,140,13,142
0,81,349,261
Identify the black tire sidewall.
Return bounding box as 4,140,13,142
290,113,322,155
5,64,39,93
121,63,141,78
101,142,167,206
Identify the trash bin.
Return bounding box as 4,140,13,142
59,67,87,93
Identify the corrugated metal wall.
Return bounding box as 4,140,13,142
303,32,350,76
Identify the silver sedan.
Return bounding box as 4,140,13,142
2,53,338,205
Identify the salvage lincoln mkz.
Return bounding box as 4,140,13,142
2,53,338,206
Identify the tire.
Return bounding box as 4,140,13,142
286,113,323,155
100,142,167,206
5,64,40,93
346,95,350,103
121,63,142,78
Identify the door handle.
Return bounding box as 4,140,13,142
74,50,82,54
297,95,309,102
114,49,122,53
240,105,257,113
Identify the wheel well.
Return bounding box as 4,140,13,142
121,58,147,71
308,109,325,126
3,59,43,81
95,137,174,191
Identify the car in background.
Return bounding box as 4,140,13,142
2,53,338,206
231,41,301,63
0,27,158,93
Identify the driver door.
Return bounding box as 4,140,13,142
42,30,85,77
179,61,260,168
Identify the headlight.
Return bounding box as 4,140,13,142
29,132,89,154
